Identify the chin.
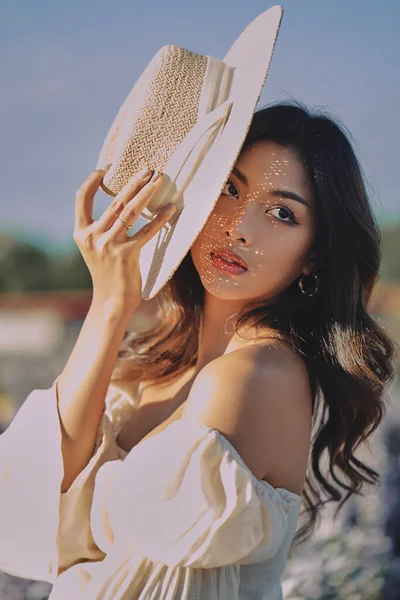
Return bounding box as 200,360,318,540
191,247,254,301
195,274,251,301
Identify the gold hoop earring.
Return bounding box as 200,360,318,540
299,273,319,297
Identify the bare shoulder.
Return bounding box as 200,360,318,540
181,342,312,495
183,340,313,425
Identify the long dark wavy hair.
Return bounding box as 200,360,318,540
111,100,395,546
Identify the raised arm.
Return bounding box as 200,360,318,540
56,165,175,492
57,305,132,492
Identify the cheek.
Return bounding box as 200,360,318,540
251,224,314,277
191,212,220,254
191,205,315,288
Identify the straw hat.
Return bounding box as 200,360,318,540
96,5,283,301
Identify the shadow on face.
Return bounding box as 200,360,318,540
190,140,317,303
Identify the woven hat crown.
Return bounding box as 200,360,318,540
99,45,208,197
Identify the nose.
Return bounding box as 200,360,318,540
224,205,255,245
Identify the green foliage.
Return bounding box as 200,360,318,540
380,221,400,283
47,252,92,290
0,235,92,292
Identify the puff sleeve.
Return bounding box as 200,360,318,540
0,379,64,582
90,419,302,569
0,377,136,583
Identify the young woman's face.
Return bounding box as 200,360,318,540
190,140,317,302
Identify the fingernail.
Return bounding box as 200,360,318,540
151,170,162,183
138,166,151,179
104,163,112,171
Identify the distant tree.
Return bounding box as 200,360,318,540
380,221,400,283
49,251,92,290
0,234,91,291
0,235,53,292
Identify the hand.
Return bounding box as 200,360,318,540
73,166,176,318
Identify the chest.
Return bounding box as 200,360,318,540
116,330,261,453
114,344,312,498
116,368,197,453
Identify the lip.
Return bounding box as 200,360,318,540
210,254,248,275
210,247,248,269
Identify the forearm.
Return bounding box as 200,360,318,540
56,300,134,492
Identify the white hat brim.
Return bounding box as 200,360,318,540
138,5,283,300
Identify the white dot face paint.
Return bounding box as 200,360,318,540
190,140,317,305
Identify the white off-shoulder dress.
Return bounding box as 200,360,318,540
0,377,303,599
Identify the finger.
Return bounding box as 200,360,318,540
96,167,154,231
74,169,108,231
126,202,177,249
107,172,164,238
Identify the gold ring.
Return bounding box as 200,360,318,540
118,216,134,231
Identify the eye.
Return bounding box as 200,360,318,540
221,179,239,199
221,181,298,225
267,206,298,225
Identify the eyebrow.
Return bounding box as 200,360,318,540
232,166,311,208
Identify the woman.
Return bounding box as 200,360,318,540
0,100,394,599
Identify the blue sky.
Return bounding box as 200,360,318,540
0,0,399,254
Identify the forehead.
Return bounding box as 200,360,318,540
237,140,311,194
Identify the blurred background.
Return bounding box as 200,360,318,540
0,0,399,598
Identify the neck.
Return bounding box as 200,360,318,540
195,292,256,371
